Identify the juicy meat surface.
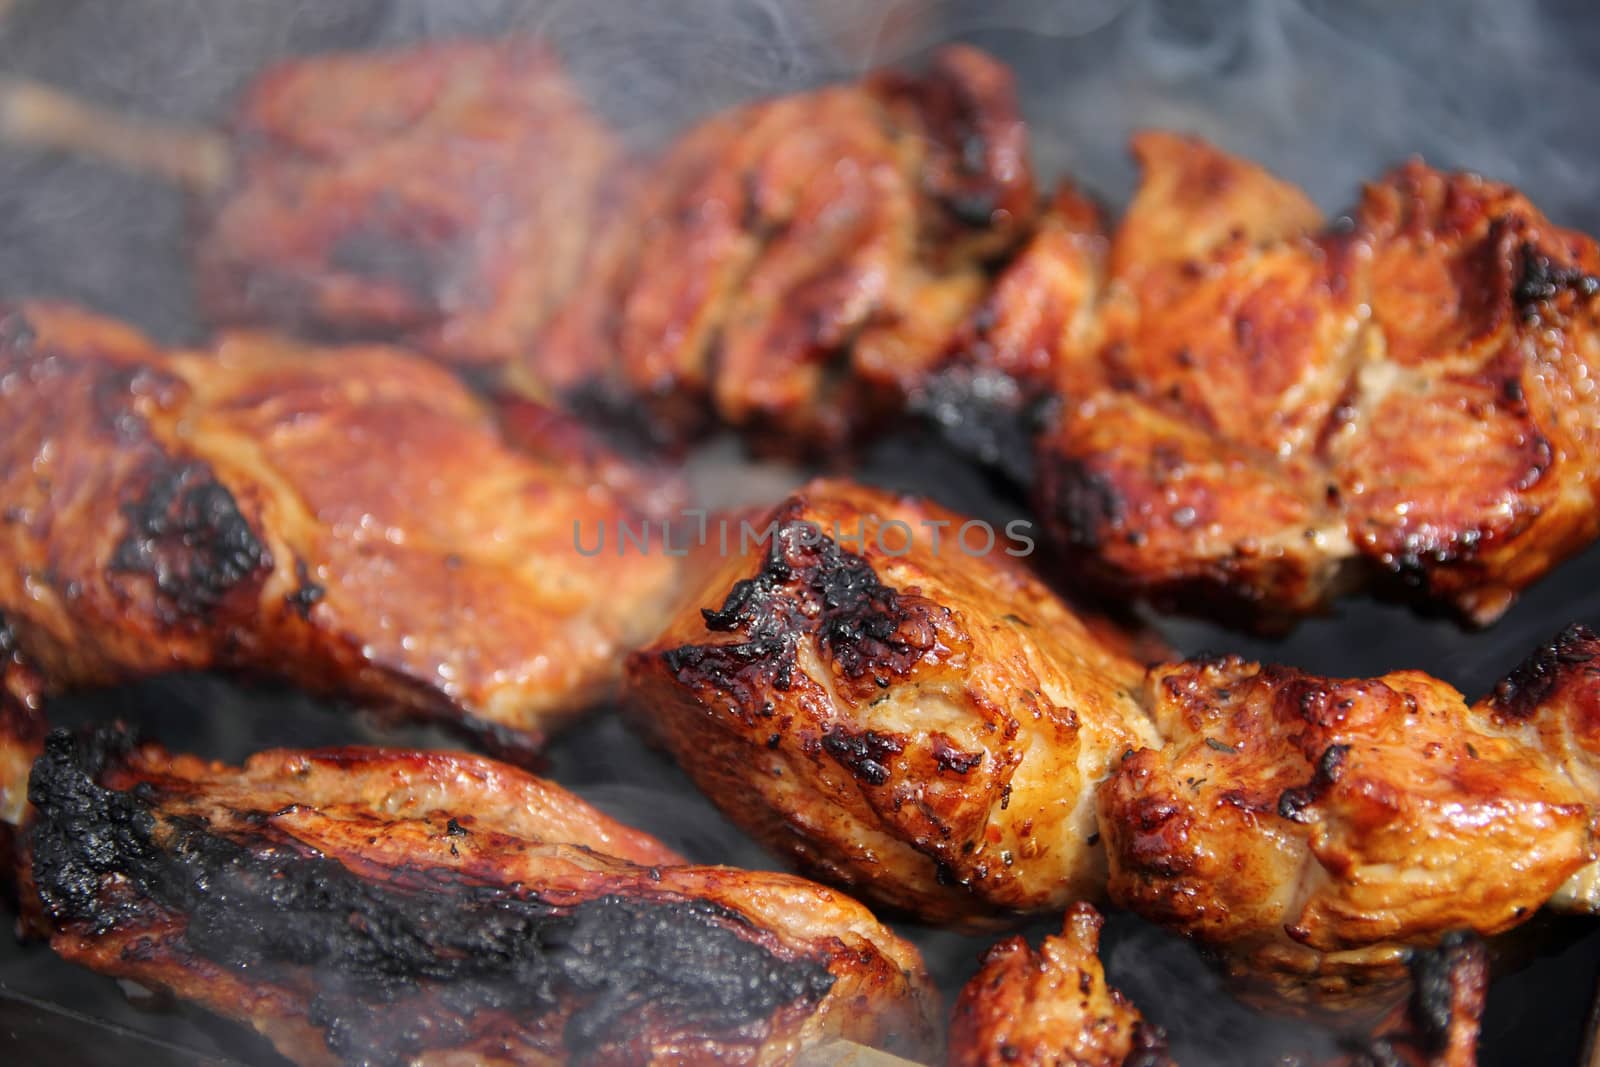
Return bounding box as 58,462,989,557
17,727,940,1067
929,131,1600,630
1097,624,1600,1015
0,302,679,757
196,38,623,372
519,45,1035,454
947,903,1174,1067
627,478,1165,926
627,480,1600,1012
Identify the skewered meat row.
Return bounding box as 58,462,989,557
947,904,1486,1067
516,44,1034,453
0,303,679,759
925,133,1600,631
626,480,1600,1015
12,726,940,1066
189,37,1600,624
8,42,1600,632
2,39,1033,456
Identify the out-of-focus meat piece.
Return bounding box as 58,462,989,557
0,616,46,863
195,39,622,371
948,903,1174,1067
520,46,1035,454
1332,933,1488,1067
626,479,1162,926
0,303,679,758
1012,135,1600,630
18,727,940,1066
1096,625,1600,1016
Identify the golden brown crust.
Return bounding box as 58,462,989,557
519,46,1035,454
947,903,1174,1067
1096,628,1600,1015
968,136,1600,630
0,302,679,756
18,728,940,1066
626,479,1161,927
196,38,622,371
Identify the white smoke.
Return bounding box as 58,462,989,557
2,4,1598,1064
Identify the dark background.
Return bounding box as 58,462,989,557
2,1,1598,1063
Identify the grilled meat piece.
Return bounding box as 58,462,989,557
930,132,1600,630
947,903,1174,1067
17,727,940,1066
0,303,679,757
627,480,1600,1011
1097,624,1600,1015
520,45,1035,454
948,911,1487,1067
1333,933,1488,1067
195,38,622,372
626,479,1164,926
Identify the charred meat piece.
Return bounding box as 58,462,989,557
1097,625,1600,1016
947,903,1174,1067
521,45,1035,454
948,911,1487,1067
931,132,1600,630
195,38,623,372
16,727,940,1067
627,480,1600,1013
626,479,1164,926
1332,933,1488,1067
0,303,679,758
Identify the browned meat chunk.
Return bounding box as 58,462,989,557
0,302,679,757
16,727,941,1066
520,46,1035,453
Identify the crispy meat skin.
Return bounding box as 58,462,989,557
1097,625,1600,1015
196,38,622,371
19,728,939,1067
939,132,1600,629
520,45,1035,453
947,903,1174,1067
0,303,679,756
627,479,1162,926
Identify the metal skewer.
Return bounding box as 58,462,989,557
0,77,229,191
